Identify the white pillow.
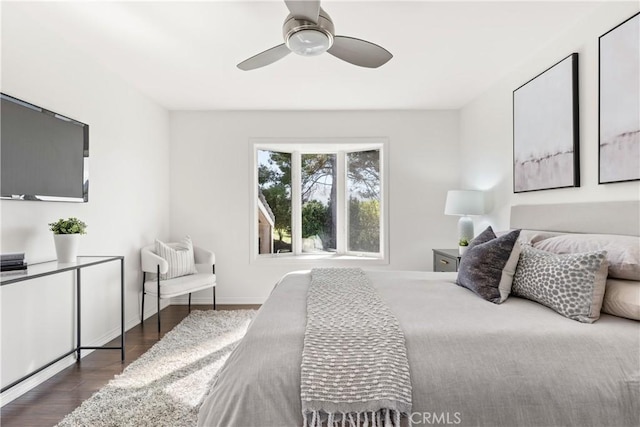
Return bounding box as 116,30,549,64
517,229,566,245
533,233,640,280
155,235,198,280
602,279,640,321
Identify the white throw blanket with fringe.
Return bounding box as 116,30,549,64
301,268,412,427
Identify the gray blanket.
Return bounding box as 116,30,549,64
301,268,411,427
198,270,640,427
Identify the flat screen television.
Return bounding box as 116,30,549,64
1,93,89,202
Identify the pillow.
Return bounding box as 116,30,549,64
456,226,521,304
533,234,640,280
517,229,566,245
155,235,198,280
601,278,640,321
512,245,608,323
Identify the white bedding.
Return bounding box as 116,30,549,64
198,270,640,427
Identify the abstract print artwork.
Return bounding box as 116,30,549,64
513,53,579,193
599,12,640,184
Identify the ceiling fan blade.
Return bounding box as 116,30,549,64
328,36,393,68
284,0,320,23
237,44,291,71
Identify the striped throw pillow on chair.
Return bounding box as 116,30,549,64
155,235,198,280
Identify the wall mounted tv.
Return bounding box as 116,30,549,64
1,93,89,202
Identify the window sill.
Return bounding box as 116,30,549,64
251,253,388,265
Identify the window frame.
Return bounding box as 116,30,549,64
250,137,389,264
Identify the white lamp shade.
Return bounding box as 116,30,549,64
444,190,485,216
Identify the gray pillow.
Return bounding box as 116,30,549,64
456,226,521,304
512,245,608,323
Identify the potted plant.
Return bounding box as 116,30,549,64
458,238,469,256
49,217,87,263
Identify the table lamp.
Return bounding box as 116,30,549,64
444,190,485,243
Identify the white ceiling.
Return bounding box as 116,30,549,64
4,1,606,111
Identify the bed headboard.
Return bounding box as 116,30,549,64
510,201,640,236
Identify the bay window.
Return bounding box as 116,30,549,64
253,139,387,261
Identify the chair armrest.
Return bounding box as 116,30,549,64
141,247,169,274
194,246,215,265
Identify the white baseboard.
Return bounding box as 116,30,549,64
0,355,77,407
140,298,171,321
0,321,133,407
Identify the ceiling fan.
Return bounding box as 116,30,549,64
237,0,393,71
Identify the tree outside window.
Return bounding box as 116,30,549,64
258,150,291,253
255,142,384,258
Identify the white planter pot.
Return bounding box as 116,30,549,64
54,234,80,263
459,245,469,256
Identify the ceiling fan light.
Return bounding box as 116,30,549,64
287,29,332,56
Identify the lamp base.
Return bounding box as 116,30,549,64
458,216,474,243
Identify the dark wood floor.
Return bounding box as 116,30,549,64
0,304,259,427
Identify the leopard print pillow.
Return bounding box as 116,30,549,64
512,245,608,323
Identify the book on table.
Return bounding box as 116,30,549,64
1,262,27,272
1,253,27,274
1,259,25,267
1,252,25,262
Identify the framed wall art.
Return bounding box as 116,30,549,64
513,53,579,193
599,12,640,184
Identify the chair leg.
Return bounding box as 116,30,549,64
212,264,216,311
141,272,146,324
157,265,161,334
188,293,192,312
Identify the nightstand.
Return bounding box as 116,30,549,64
432,249,461,272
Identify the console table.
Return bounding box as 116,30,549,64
0,256,125,393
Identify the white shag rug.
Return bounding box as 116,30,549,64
57,309,256,427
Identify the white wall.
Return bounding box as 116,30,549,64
169,110,460,304
0,6,171,404
460,2,640,231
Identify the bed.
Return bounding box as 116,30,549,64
198,202,640,427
